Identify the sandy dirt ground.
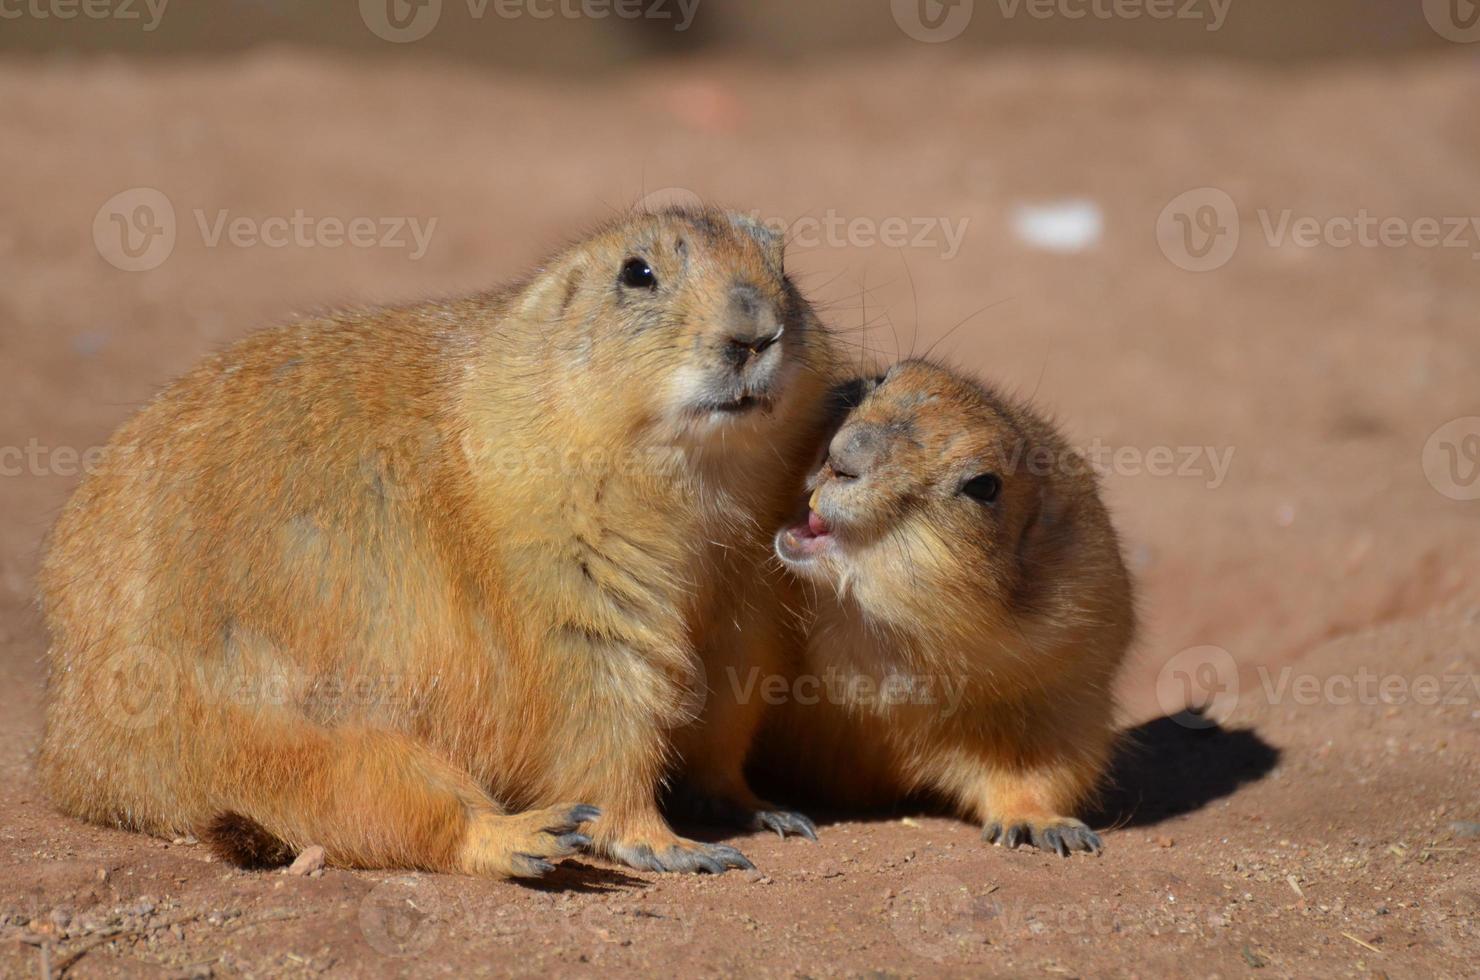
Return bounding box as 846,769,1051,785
1,49,1478,978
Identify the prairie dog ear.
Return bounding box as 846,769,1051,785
727,211,785,275
516,252,590,323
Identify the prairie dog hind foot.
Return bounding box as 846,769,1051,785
457,804,601,878
983,815,1102,857
668,780,819,841
604,834,756,874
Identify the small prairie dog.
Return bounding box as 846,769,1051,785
38,205,836,877
765,359,1134,855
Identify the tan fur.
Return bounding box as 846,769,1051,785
761,360,1135,855
37,205,838,877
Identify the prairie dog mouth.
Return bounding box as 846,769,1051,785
688,391,776,420
776,509,833,563
712,394,766,414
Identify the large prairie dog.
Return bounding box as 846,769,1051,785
764,359,1134,855
38,205,837,876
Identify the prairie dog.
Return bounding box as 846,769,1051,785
38,206,836,876
763,359,1134,855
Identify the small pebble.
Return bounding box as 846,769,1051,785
287,845,326,876
1448,821,1480,839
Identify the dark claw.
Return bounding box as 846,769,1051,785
542,805,601,836
610,843,658,872
690,851,725,874
705,843,756,871
985,818,1104,856
514,854,556,877
753,810,819,842
555,832,592,853
1036,826,1069,857
1072,828,1104,854
610,840,754,874
568,805,603,825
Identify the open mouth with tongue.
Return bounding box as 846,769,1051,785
775,507,834,564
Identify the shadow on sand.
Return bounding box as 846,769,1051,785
1085,714,1281,829
727,712,1281,836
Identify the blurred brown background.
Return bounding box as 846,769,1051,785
0,0,1458,68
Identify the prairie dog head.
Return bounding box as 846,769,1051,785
776,360,1128,645
517,205,819,448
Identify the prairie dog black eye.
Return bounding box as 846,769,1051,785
962,473,1002,504
620,257,657,291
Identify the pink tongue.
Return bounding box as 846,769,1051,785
807,510,830,537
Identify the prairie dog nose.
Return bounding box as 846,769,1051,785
827,424,884,480
725,284,783,358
